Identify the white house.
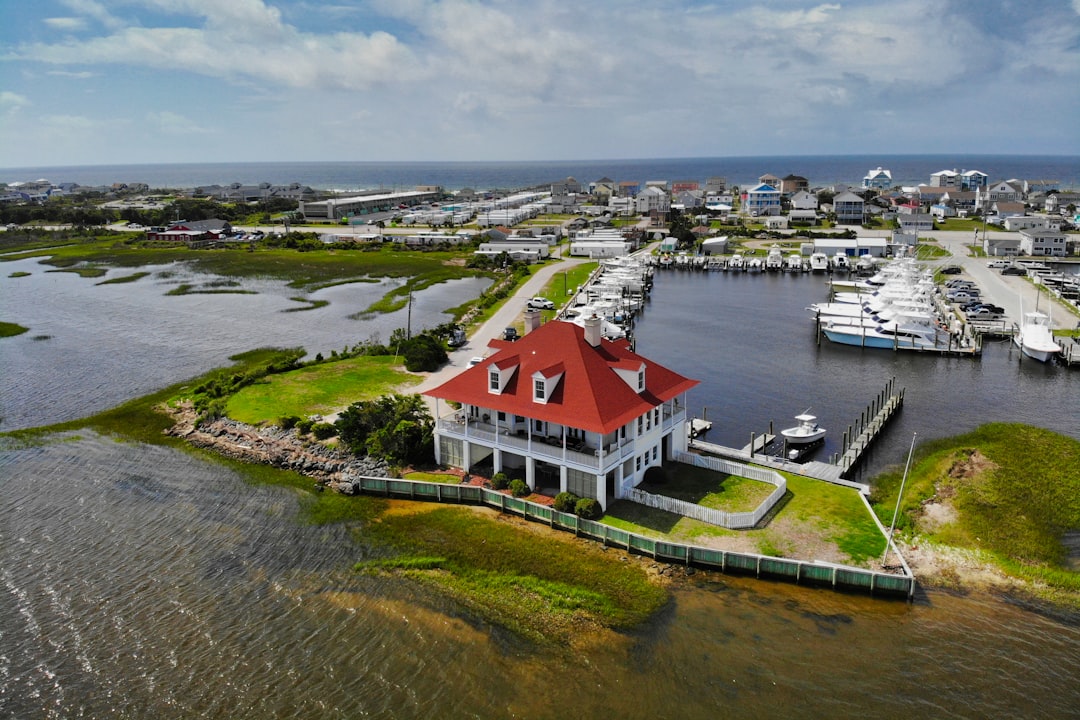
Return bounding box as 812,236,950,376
742,183,781,216
635,186,670,215
789,190,818,211
1019,229,1067,257
425,317,698,509
862,167,892,190
832,191,865,224
1003,215,1048,232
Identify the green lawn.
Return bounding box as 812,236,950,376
638,463,775,513
225,354,419,424
603,465,886,567
912,241,951,259
539,260,598,303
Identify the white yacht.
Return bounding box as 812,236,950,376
832,253,851,273
809,252,830,273
765,245,785,272
1014,310,1061,362
780,413,826,445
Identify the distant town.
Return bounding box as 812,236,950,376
2,166,1078,261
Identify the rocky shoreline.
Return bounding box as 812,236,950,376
165,404,390,494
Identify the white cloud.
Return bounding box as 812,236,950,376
60,0,124,30
45,70,96,79
147,110,211,135
0,91,30,114
44,17,89,32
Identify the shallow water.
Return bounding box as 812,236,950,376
0,258,489,431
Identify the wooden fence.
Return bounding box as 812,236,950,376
342,475,914,599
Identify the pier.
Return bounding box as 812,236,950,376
835,378,905,477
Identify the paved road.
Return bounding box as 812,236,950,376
915,230,1074,331
412,248,592,410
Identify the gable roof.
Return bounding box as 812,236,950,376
425,321,698,434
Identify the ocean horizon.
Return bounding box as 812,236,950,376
3,154,1078,193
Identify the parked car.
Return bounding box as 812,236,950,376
988,260,1011,268
1002,266,1026,276
947,290,981,302
447,327,467,347
503,327,519,341
941,265,962,274
967,307,1005,321
526,297,555,310
945,279,975,288
468,356,484,367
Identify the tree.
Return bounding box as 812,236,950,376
335,393,434,465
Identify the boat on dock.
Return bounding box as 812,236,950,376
780,412,826,445
832,253,851,273
765,245,785,272
1013,307,1061,363
809,252,830,273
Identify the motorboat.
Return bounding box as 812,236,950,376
1013,309,1060,362
727,253,745,271
765,245,785,272
780,413,826,445
746,257,763,273
821,319,943,350
785,253,804,272
809,252,830,273
832,253,851,273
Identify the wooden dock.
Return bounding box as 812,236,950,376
836,379,905,477
1060,336,1080,366
687,437,870,493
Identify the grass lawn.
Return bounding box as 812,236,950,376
538,260,598,303
912,241,951,259
638,463,775,513
402,471,465,484
225,354,419,424
602,464,886,567
871,423,1080,601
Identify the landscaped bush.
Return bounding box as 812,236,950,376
553,492,580,513
295,418,314,435
574,498,602,519
490,472,509,490
509,479,529,497
279,415,301,430
311,422,337,440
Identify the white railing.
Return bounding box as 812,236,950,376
625,452,787,530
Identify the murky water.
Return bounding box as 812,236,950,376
2,435,1078,718
2,258,1079,718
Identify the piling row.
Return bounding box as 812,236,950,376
836,378,905,477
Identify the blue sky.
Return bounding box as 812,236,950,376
1,0,1078,168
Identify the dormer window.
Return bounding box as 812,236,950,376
489,371,499,391
638,369,645,391
531,363,563,405
534,379,546,400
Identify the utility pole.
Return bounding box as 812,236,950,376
882,432,918,567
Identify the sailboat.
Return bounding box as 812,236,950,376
1013,292,1061,363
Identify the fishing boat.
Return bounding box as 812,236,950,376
765,245,785,272
832,253,851,273
780,412,826,444
1013,296,1061,362
728,253,745,271
809,252,830,273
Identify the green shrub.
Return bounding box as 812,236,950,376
553,492,580,513
279,415,301,430
295,418,314,434
311,422,337,440
509,479,529,497
491,472,509,490
574,498,602,519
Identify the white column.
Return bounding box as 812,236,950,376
525,456,535,490
614,463,624,500
493,448,502,475
596,472,607,510
559,465,568,494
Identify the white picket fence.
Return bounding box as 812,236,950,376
624,451,786,529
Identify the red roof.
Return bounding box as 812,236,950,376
425,321,698,434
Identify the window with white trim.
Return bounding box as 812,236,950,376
534,379,545,401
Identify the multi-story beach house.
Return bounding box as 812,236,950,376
424,316,698,509
742,183,781,216
862,167,892,190
832,191,866,224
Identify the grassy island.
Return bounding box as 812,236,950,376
1,321,30,338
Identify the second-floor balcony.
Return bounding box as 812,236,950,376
436,407,686,471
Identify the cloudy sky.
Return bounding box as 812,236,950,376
1,0,1078,168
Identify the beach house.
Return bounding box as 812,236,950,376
424,316,698,509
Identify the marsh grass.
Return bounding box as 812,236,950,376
871,423,1080,595
357,505,667,642
96,271,151,285
283,297,330,312
8,271,31,278
1,321,30,338
46,266,108,278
